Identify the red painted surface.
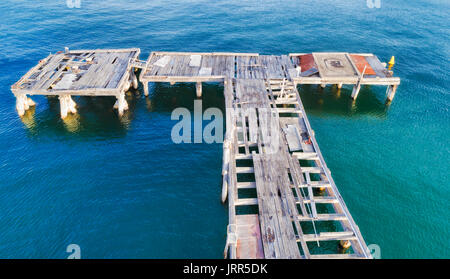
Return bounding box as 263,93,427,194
350,54,376,75
299,54,316,72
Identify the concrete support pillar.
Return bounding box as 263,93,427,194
59,95,77,119
124,79,131,92
196,82,202,98
143,82,149,97
114,92,128,116
16,94,36,116
351,83,362,100
337,83,343,89
320,83,326,88
386,85,398,102
131,70,138,90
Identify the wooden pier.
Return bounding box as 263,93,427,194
12,48,401,259
11,48,140,117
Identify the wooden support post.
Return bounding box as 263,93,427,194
222,139,231,203
337,83,343,89
143,82,149,97
15,94,35,116
351,84,361,99
386,85,398,102
196,82,202,98
58,95,77,119
351,65,366,100
115,92,128,116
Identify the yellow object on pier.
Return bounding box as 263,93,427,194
388,56,395,70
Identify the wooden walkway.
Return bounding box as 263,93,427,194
12,49,401,259
222,78,371,259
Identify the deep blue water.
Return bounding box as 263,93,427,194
0,0,448,258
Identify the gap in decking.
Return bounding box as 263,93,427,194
236,159,253,167
249,145,259,154
238,188,257,199
235,205,259,215
297,242,307,257
308,173,322,182
292,188,298,198
276,104,296,108
300,220,344,235
299,159,317,168
236,173,255,182
279,113,301,118
316,203,336,215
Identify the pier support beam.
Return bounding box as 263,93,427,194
114,92,129,116
351,83,362,100
59,95,77,119
386,85,398,102
222,139,231,203
196,82,202,98
337,83,343,89
15,94,35,116
143,82,149,97
131,70,138,90
124,79,131,92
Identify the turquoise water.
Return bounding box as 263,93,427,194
0,0,448,258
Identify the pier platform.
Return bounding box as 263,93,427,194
12,49,401,259
11,48,140,117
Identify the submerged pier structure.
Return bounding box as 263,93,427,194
12,48,401,259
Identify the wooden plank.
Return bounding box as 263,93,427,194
304,171,318,219
154,55,170,67
293,152,319,160
284,125,302,152
236,167,254,173
235,215,264,259
253,151,301,259
235,198,258,206
189,54,202,67
310,254,367,259
297,213,347,221
237,182,257,189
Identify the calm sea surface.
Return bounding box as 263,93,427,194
0,0,448,258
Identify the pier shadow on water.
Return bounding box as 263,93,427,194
20,81,226,140
298,84,390,119
20,92,139,139
145,82,226,113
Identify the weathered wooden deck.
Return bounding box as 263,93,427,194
221,77,372,259
11,48,140,117
12,49,401,259
138,51,394,259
